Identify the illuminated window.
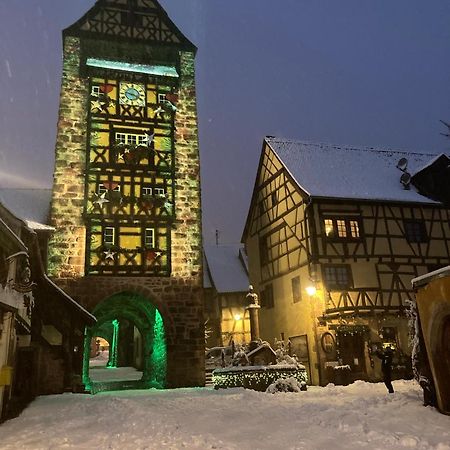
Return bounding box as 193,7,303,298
404,220,428,243
154,187,166,197
336,220,347,237
142,186,152,196
158,93,167,103
323,217,362,240
91,86,101,96
349,220,360,238
291,276,301,303
144,228,155,248
324,219,334,237
323,265,352,290
115,132,146,145
104,227,115,246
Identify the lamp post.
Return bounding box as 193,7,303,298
306,283,323,386
245,285,261,351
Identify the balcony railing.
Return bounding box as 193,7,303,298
325,288,402,315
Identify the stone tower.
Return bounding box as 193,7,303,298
48,0,203,389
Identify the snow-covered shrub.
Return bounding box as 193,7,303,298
266,377,307,393
273,339,304,368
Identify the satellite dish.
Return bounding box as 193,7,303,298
400,172,411,189
397,158,408,171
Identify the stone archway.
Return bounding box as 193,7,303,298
83,291,167,392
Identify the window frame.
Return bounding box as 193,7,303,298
144,228,155,248
322,216,363,241
103,227,115,247
322,264,353,291
260,284,274,309
404,219,428,243
291,276,301,303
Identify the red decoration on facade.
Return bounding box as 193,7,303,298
165,93,178,103
102,181,119,191
100,84,114,93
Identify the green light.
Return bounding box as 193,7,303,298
107,319,119,368
148,309,167,388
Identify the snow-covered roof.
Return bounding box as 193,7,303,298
0,188,54,231
204,245,249,293
266,137,442,204
411,265,450,289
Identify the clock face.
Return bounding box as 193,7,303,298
119,82,146,107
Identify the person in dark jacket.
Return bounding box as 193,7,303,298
376,346,395,393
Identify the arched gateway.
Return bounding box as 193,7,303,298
83,292,166,392
47,0,204,392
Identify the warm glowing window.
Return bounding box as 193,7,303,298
142,186,152,196
154,188,165,196
349,220,360,238
91,86,101,96
336,220,347,237
323,217,362,240
104,227,115,246
144,228,155,248
324,219,334,237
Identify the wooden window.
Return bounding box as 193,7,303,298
259,236,269,265
260,284,274,309
323,265,352,290
349,220,360,238
103,227,115,246
404,220,428,243
336,220,347,237
323,217,362,240
154,187,166,197
291,276,301,303
271,191,278,207
91,86,101,96
144,228,155,248
158,93,167,103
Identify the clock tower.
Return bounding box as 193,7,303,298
48,0,203,390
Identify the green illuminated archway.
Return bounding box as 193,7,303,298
83,291,167,392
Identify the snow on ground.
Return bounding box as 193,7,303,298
0,380,449,450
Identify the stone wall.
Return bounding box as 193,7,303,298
48,40,204,387
48,36,88,278
56,276,204,387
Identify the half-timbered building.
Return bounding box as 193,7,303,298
47,0,203,390
242,137,450,385
204,245,250,348
0,189,95,421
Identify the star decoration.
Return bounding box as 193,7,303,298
154,106,164,119
143,132,155,147
103,250,116,261
91,100,105,112
163,200,173,214
92,192,110,208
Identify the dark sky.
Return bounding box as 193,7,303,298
0,1,449,244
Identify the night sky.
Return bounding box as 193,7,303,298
0,1,449,244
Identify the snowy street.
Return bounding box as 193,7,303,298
0,380,449,450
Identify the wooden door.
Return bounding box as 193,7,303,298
338,332,367,377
